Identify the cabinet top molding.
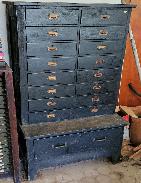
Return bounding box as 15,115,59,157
3,1,136,8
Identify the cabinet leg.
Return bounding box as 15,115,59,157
28,165,38,181
111,149,121,164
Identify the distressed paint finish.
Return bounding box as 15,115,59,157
20,114,126,180
28,105,116,123
81,7,131,25
26,7,79,26
26,27,78,42
5,2,134,124
80,26,126,40
5,3,134,181
28,93,116,112
27,57,77,72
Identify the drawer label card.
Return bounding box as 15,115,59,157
101,15,110,20
48,31,59,37
91,107,99,113
48,12,59,20
99,29,108,36
96,59,104,65
47,113,56,118
47,75,57,81
93,84,102,90
94,72,103,78
47,101,56,106
92,96,100,102
47,88,57,94
48,61,57,67
97,45,107,50
48,46,58,51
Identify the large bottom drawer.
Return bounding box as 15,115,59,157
28,105,115,123
21,120,125,180
34,127,123,161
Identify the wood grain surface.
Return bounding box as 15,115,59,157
119,0,141,106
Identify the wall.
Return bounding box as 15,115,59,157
0,0,121,64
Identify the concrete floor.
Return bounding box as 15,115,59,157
1,159,141,183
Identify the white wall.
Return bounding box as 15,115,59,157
0,0,121,64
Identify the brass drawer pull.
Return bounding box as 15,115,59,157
47,75,56,81
94,137,106,142
48,46,58,51
48,31,59,37
94,72,103,78
99,29,108,36
47,113,55,118
47,88,56,94
48,12,59,20
52,143,67,149
101,15,110,20
97,45,107,50
96,59,104,65
93,85,102,90
47,101,56,106
92,96,100,102
48,61,57,67
91,107,98,113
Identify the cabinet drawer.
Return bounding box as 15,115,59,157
77,93,116,106
26,8,79,25
79,40,122,56
76,81,118,95
77,68,121,83
28,71,75,86
34,127,122,160
27,42,77,57
29,97,77,112
28,57,76,72
26,27,77,42
78,55,121,70
81,8,129,25
29,105,115,123
28,85,75,99
28,94,115,112
80,26,126,40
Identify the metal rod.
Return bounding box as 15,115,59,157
129,25,141,82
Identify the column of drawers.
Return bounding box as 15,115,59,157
26,7,79,123
77,7,129,121
23,6,131,124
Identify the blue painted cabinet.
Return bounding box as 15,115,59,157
5,2,134,181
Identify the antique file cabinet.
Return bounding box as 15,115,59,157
5,2,134,124
5,2,135,180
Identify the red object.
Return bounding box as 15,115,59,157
122,115,129,121
0,52,4,61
